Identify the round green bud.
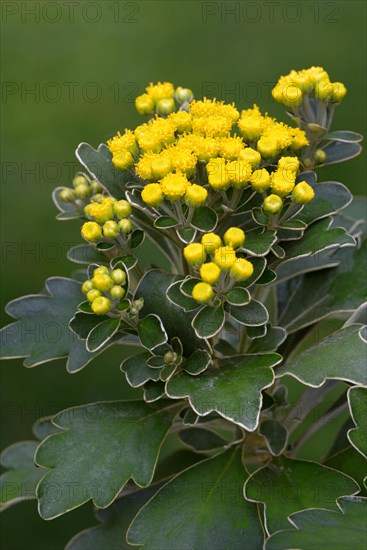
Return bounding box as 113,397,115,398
164,351,177,364
103,220,120,239
263,194,283,214
91,296,112,315
82,280,94,294
89,180,103,194
92,273,114,292
113,200,132,219
81,222,102,243
110,285,125,300
74,183,91,199
314,149,327,164
94,266,109,276
59,188,75,203
118,218,133,233
175,87,194,104
73,175,88,188
86,289,101,302
91,193,105,203
110,269,126,285
156,98,175,115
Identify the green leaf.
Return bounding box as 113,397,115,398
86,318,121,353
129,229,144,249
176,227,196,243
191,206,218,232
183,349,211,375
245,458,359,534
278,240,367,331
297,182,352,226
76,143,135,199
325,448,367,496
143,381,166,402
347,387,367,459
226,287,250,306
127,449,264,549
36,400,180,519
241,228,277,256
135,270,205,356
227,300,269,326
0,441,45,511
66,485,160,550
321,141,362,166
277,325,367,387
138,314,168,350
70,311,109,338
0,277,110,373
121,352,161,387
111,255,137,271
67,244,108,265
178,428,228,452
323,130,363,143
166,280,198,312
260,420,288,456
154,215,179,229
247,325,287,353
265,496,367,550
166,354,281,430
192,304,225,339
274,247,341,284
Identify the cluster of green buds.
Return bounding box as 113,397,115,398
59,173,103,207
135,81,193,117
81,197,133,242
81,266,127,315
183,227,254,304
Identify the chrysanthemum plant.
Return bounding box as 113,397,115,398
1,68,366,549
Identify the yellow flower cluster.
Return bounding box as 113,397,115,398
135,81,193,117
82,266,127,314
59,174,102,204
272,66,347,108
81,197,133,242
183,227,254,303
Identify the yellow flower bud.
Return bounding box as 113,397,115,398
82,280,94,294
292,181,315,204
118,218,133,233
200,262,221,285
87,289,102,302
238,147,261,169
257,137,279,159
331,82,347,102
250,169,271,192
315,80,334,101
81,222,102,242
192,282,214,304
94,266,109,276
226,160,252,189
74,183,90,199
138,134,161,153
110,285,125,300
156,98,175,115
207,158,229,191
281,85,303,108
135,93,155,115
111,269,126,285
92,273,114,292
223,227,245,249
91,296,112,315
270,171,296,197
113,200,132,219
151,157,172,180
185,184,208,207
141,183,164,207
213,246,237,270
59,188,74,203
73,175,88,188
183,243,206,265
112,150,134,171
103,220,120,239
201,232,222,253
314,149,327,164
90,180,102,195
160,172,190,201
263,194,283,214
89,198,115,224
230,258,254,281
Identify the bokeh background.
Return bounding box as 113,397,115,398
1,1,366,548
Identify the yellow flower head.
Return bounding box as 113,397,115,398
151,153,172,180
81,221,102,242
270,170,296,197
230,258,254,281
146,82,174,103
112,150,134,171
192,281,214,304
141,183,164,207
189,98,239,123
107,130,137,156
223,227,245,249
185,184,208,207
170,147,197,177
238,104,266,141
238,147,261,169
250,168,271,192
292,181,315,204
263,194,283,214
192,115,232,138
226,160,252,189
136,152,156,181
290,128,309,150
257,136,279,159
213,246,237,270
218,136,244,161
201,232,222,253
168,111,193,133
89,197,115,223
160,172,190,201
207,157,229,191
135,93,155,115
200,262,221,285
331,82,347,102
183,243,206,265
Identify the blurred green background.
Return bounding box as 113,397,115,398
1,1,366,548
